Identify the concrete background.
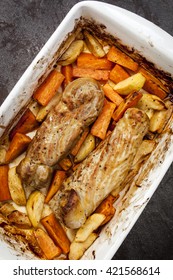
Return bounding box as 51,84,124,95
0,0,173,259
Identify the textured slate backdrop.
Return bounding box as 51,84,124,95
0,0,173,260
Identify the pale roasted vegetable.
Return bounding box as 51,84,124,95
74,133,95,163
26,190,44,227
137,92,165,111
149,107,173,133
58,40,84,66
8,167,26,206
69,233,98,260
0,202,15,217
75,213,105,242
36,92,62,122
113,73,146,95
84,31,105,57
132,139,156,166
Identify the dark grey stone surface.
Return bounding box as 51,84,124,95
0,0,173,260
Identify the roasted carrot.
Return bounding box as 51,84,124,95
33,70,64,106
102,83,123,106
5,133,31,163
95,194,116,225
45,170,66,203
61,65,73,88
59,157,72,171
143,80,167,100
91,99,116,140
9,108,39,140
138,66,169,93
112,91,143,122
41,213,71,254
109,64,130,83
72,67,110,80
71,127,89,156
77,53,113,70
0,165,11,202
107,46,138,72
34,228,62,260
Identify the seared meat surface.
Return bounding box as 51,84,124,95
17,78,104,189
49,108,149,229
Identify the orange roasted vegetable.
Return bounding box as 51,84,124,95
110,64,130,84
71,127,89,156
77,53,113,70
41,213,71,254
102,83,123,106
34,228,62,260
72,67,110,80
61,65,73,88
95,194,116,225
33,70,64,106
5,133,31,163
45,171,66,203
107,46,138,72
9,108,39,140
91,99,116,140
112,91,143,122
0,165,11,202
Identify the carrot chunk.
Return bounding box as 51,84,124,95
9,108,39,140
95,194,116,225
45,170,66,203
33,70,64,106
41,213,71,254
102,83,123,106
61,65,73,88
112,91,143,122
5,133,31,163
110,64,130,83
107,46,138,71
91,99,116,140
77,53,113,70
34,228,62,260
0,165,11,202
71,127,89,156
72,67,110,80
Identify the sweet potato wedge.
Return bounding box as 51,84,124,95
91,99,116,140
33,70,64,106
0,165,11,202
102,83,123,106
72,67,110,80
34,228,62,260
95,194,116,225
45,170,66,203
41,213,71,254
5,133,31,163
61,65,73,88
109,64,130,83
9,108,39,140
112,91,143,122
107,46,138,71
77,53,113,70
59,157,72,171
71,127,89,156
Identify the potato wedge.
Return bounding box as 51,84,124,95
36,92,62,122
149,107,173,133
113,73,146,95
84,31,105,57
75,213,105,242
26,190,44,227
69,233,98,260
58,40,84,66
74,133,95,163
8,167,26,206
133,140,156,166
137,92,165,111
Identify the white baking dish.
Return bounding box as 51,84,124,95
0,1,173,260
